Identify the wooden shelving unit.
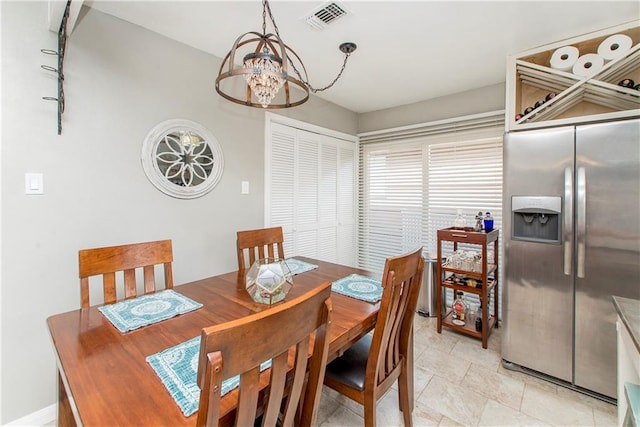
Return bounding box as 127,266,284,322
506,20,640,131
436,227,499,349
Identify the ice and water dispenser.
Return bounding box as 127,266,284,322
511,196,562,243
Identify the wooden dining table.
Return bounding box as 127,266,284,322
47,257,385,426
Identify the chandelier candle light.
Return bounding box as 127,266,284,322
215,0,356,109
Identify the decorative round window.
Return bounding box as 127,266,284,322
141,119,224,199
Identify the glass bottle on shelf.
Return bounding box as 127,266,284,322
452,291,468,325
484,212,494,232
454,209,466,229
474,211,484,231
468,303,478,325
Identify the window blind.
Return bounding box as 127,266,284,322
426,136,504,254
357,141,425,273
358,111,504,314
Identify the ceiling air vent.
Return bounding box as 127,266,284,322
303,2,349,30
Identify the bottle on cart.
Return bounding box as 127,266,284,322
454,209,466,229
474,211,484,232
475,302,483,331
483,212,494,232
452,291,468,325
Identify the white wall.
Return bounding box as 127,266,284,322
0,2,356,422
357,83,505,133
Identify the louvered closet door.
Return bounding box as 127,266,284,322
267,122,356,266
269,123,296,257
295,130,320,259
318,142,338,261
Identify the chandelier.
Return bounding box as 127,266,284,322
215,0,357,109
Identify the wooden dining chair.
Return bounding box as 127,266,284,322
236,226,285,271
323,247,424,427
196,281,333,427
78,239,174,308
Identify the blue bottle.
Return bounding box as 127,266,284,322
483,212,494,232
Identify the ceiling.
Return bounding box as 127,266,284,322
82,1,639,114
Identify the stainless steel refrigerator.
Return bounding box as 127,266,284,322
502,118,640,401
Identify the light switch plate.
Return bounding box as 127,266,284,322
241,181,250,194
25,173,44,195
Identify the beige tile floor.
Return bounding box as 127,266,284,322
316,315,617,427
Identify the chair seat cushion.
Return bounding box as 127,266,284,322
324,333,372,391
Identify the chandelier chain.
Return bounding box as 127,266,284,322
262,0,267,35
263,0,352,93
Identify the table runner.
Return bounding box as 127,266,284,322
98,289,202,333
146,337,271,417
284,258,318,275
331,274,383,303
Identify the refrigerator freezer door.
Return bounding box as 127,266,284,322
502,126,575,382
574,119,640,398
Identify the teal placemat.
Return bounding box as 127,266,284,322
331,274,383,303
98,289,202,333
146,337,271,417
284,258,318,275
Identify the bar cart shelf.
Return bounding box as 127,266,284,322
436,227,499,348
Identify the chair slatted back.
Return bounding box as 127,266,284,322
78,239,174,308
236,226,285,271
196,282,332,427
368,247,424,388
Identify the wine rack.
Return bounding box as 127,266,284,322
507,20,640,131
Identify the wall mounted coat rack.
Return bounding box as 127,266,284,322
41,0,71,135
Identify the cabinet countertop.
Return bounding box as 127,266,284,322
613,295,640,354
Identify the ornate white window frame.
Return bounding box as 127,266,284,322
141,119,224,199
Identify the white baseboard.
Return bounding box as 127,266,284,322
4,404,56,426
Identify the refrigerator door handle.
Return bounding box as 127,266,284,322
564,167,573,276
577,166,586,278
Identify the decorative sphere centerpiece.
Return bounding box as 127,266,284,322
246,258,293,305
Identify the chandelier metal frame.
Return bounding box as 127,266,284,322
215,0,356,109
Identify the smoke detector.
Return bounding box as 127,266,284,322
303,2,349,30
